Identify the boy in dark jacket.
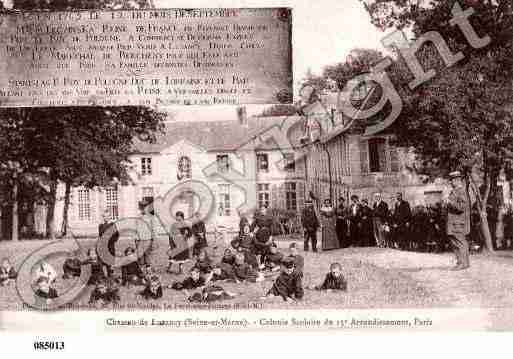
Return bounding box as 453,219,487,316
62,251,82,280
285,243,304,275
264,257,303,302
140,275,163,300
301,200,319,252
315,262,347,291
89,279,120,308
121,247,144,286
233,253,263,283
192,212,208,256
170,267,206,290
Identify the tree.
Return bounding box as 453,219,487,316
362,0,513,251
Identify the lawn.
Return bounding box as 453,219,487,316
4,235,513,312
0,236,442,311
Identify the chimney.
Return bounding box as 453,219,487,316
237,106,247,126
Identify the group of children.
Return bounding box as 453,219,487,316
1,218,350,307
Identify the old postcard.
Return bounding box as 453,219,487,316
1,0,513,338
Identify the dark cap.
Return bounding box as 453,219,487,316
282,257,295,269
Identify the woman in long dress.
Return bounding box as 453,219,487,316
167,211,192,274
320,198,338,250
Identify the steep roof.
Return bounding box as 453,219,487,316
133,115,305,154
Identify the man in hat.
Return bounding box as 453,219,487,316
373,193,389,248
446,171,471,270
348,195,362,247
335,197,349,248
391,192,412,250
301,199,320,252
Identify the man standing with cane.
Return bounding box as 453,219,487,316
446,171,471,270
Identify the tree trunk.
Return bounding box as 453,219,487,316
478,209,494,252
60,182,71,237
11,177,19,242
46,181,57,239
469,174,495,252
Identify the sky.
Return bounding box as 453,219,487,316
153,0,387,121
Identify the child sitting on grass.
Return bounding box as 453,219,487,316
221,248,236,266
140,275,163,300
62,251,82,280
314,262,347,291
0,257,17,286
193,249,213,277
285,242,304,275
262,257,303,302
85,248,108,285
233,253,264,283
208,264,235,283
264,246,284,272
89,279,120,309
34,276,58,307
188,283,237,303
231,240,259,270
170,267,205,290
121,247,144,286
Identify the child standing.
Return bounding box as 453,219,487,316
0,258,17,286
315,262,347,291
263,257,303,302
167,211,193,274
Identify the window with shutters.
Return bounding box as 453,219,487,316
78,189,91,221
218,184,231,216
285,182,297,211
141,157,152,176
257,183,271,209
257,153,269,172
105,187,119,220
368,138,387,172
216,154,229,173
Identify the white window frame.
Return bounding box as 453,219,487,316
78,188,91,221
105,187,119,220
257,183,271,209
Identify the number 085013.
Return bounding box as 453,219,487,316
33,341,65,350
